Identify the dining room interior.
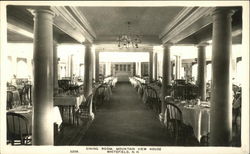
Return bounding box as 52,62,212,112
0,1,249,152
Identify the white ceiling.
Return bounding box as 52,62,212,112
77,7,183,38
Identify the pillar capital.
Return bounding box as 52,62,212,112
82,42,92,47
197,42,209,48
162,42,173,48
212,7,235,16
31,8,55,20
211,7,235,23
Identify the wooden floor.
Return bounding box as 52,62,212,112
78,82,171,146
54,116,92,145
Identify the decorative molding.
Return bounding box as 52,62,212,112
95,44,153,53
51,6,96,43
94,35,161,45
160,7,215,44
159,7,196,39
7,23,33,38
68,6,96,38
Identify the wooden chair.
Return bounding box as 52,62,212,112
107,79,113,89
185,83,199,100
232,99,241,146
7,112,31,145
140,83,148,98
93,84,108,108
77,84,84,94
164,102,183,145
76,94,94,125
20,84,32,105
200,133,210,146
7,91,14,110
145,86,161,113
58,80,71,92
7,85,17,91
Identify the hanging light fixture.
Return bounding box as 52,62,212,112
117,21,141,48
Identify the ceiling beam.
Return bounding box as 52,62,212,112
7,22,33,39
160,7,215,44
51,6,96,44
170,15,212,44
159,7,197,39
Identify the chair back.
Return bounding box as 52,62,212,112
144,86,161,112
146,86,158,99
7,85,17,91
6,112,30,143
164,102,182,122
80,94,93,109
21,84,32,105
164,102,183,144
58,80,71,91
79,94,94,116
93,84,108,107
7,91,14,109
77,84,84,94
140,83,148,98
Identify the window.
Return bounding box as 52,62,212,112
115,64,118,71
17,58,28,78
123,65,126,71
128,65,131,71
120,64,122,71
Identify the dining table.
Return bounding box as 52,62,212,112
7,106,62,135
176,101,210,142
54,94,86,125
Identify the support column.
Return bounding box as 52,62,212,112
136,62,139,76
53,41,59,96
161,44,171,114
95,50,99,82
32,9,54,145
210,8,234,146
171,60,175,80
175,55,181,79
105,62,111,76
132,62,136,76
197,44,207,101
83,43,93,98
154,52,158,80
138,62,141,77
149,51,153,82
70,54,74,79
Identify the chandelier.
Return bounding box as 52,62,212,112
117,21,141,48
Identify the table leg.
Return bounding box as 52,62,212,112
59,106,64,123
73,106,75,125
68,105,71,124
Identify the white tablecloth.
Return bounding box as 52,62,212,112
54,94,86,110
7,106,62,134
178,102,210,141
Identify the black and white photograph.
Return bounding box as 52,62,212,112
0,1,249,154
